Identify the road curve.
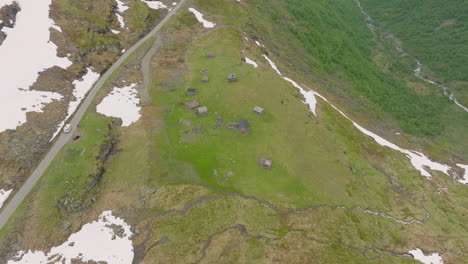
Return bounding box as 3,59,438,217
0,0,187,230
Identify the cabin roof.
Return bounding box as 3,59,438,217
239,119,249,128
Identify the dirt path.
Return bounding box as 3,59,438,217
0,0,188,230
135,36,163,105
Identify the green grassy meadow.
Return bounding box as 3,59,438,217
0,0,466,263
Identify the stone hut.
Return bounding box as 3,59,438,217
207,52,215,58
227,73,237,82
185,100,200,110
187,88,197,96
253,106,264,115
238,119,249,134
197,107,208,116
202,76,209,83
259,158,272,169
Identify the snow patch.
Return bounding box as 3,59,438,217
456,164,468,184
188,8,216,28
8,211,134,264
263,55,318,115
96,84,141,126
244,57,258,68
409,248,443,264
50,69,100,141
0,0,72,132
0,189,13,209
115,0,128,28
0,1,14,7
116,0,128,12
111,29,121,34
255,40,265,47
142,1,167,10
50,24,62,32
263,54,454,179
349,121,450,178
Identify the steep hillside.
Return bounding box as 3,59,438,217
0,0,466,263
359,0,468,106
244,0,467,158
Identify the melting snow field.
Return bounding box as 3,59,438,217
96,84,141,126
0,189,12,209
456,164,468,184
349,122,450,178
50,69,100,141
188,8,216,28
261,47,458,181
244,57,258,68
262,53,318,116
8,211,134,264
409,248,443,264
0,0,72,133
255,40,265,47
115,0,129,28
142,0,167,9
50,24,62,32
116,1,171,29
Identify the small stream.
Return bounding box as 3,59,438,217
355,0,372,24
355,0,468,113
258,3,464,257
414,61,468,112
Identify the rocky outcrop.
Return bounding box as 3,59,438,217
0,64,80,190
0,31,6,45
0,1,20,28
59,121,119,213
0,1,20,45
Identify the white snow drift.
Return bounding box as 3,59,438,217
50,69,100,141
0,189,12,209
262,51,455,180
115,0,129,28
142,0,167,9
244,57,258,68
188,8,216,28
0,0,72,132
263,54,318,116
8,211,134,264
50,24,62,32
96,84,141,126
409,248,443,264
116,1,170,28
456,164,468,184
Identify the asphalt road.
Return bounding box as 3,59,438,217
0,0,187,230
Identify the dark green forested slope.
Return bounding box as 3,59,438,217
359,0,467,88
247,0,467,139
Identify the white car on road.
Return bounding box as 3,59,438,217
64,124,72,133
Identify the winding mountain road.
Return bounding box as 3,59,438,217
0,0,187,230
